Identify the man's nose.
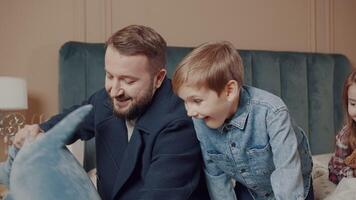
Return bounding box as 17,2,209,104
111,81,124,97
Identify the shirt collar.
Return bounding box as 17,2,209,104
218,86,251,132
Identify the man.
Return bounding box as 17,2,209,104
14,25,210,200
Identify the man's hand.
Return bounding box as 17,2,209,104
13,124,43,149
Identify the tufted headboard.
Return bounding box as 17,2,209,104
59,41,351,171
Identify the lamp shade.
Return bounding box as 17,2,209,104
0,76,28,110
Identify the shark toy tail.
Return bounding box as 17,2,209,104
45,105,93,147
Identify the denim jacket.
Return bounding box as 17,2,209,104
193,86,313,200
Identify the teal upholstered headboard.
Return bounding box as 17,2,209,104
59,41,351,171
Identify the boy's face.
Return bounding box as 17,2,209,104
178,83,239,129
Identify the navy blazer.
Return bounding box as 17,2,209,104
40,78,210,200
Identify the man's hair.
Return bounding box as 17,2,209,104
106,25,167,74
172,41,244,95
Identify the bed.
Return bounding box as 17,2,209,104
59,41,352,199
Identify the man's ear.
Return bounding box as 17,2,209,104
154,69,167,89
224,80,239,101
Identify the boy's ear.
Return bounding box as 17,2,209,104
224,80,239,101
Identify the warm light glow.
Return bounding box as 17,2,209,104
0,76,28,155
0,76,28,110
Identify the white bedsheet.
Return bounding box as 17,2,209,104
324,177,356,200
312,153,337,200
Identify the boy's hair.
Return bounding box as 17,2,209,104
343,70,356,150
172,41,243,95
106,25,167,74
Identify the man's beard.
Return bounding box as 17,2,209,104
110,85,154,121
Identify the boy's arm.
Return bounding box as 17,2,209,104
267,109,305,200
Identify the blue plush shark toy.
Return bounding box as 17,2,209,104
0,105,101,200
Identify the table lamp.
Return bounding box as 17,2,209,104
0,76,28,153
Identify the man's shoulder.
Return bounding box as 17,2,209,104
136,79,192,133
148,79,187,118
89,88,108,101
85,88,111,109
146,94,189,123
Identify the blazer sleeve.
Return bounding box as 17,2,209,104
39,95,96,143
138,118,206,200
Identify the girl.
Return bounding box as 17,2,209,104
329,69,356,184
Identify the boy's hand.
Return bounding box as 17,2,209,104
13,124,43,149
345,149,356,168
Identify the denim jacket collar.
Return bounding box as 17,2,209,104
219,86,251,132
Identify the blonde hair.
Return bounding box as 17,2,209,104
343,70,356,150
172,41,243,95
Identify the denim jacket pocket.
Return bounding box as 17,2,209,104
206,150,235,177
246,144,274,176
245,144,274,197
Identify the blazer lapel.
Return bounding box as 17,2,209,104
111,129,143,199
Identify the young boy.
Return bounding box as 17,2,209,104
172,41,314,200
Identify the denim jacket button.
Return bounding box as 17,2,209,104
231,142,236,147
240,168,246,173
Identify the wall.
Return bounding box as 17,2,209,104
0,0,355,157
